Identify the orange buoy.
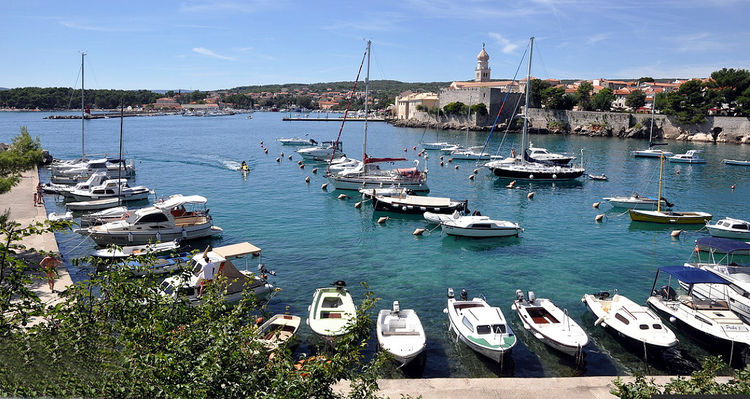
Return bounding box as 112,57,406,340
731,184,736,190
299,164,305,169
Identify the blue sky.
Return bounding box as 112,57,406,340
2,0,749,90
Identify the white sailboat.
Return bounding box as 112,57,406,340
632,101,673,158
326,41,429,192
485,37,584,181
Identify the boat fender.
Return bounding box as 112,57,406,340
413,228,426,236
321,183,328,190
527,192,535,199
534,332,544,339
276,157,281,162
670,229,682,238
128,232,133,243
156,232,161,242
401,206,407,212
669,316,676,323
524,323,532,331
595,214,605,222
312,168,318,174
305,176,310,183
592,202,600,209
552,174,557,179
420,207,426,211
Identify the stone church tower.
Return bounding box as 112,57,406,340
475,43,491,82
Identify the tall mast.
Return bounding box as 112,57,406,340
521,37,534,164
362,40,371,159
81,52,86,160
657,151,664,213
648,96,656,147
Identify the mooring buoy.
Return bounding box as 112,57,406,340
592,201,600,209
671,229,683,238
527,192,535,199
595,214,605,222
312,168,318,174
321,183,328,190
338,194,348,200
469,174,475,180
276,157,280,162
413,228,426,236
377,216,389,224
305,176,310,183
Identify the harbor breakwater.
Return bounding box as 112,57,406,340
390,110,750,144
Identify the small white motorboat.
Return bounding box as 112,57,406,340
296,141,344,161
47,211,73,222
359,187,410,199
603,194,673,210
668,150,706,164
43,172,109,195
526,143,575,165
582,291,678,349
66,197,122,211
512,290,588,357
445,288,516,362
648,266,750,350
439,144,464,154
706,217,750,240
307,280,357,341
78,206,129,226
90,239,181,258
421,142,454,150
450,146,491,161
257,314,302,351
278,137,317,146
440,214,522,238
376,301,426,366
67,179,150,202
423,210,462,224
116,252,192,276
632,148,674,158
587,174,608,181
723,159,750,166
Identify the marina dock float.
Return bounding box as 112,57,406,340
282,116,386,122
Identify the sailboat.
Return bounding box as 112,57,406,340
628,152,712,224
484,37,585,180
326,41,429,192
631,100,673,158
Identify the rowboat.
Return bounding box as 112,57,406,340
723,159,750,166
257,314,301,351
376,301,426,366
307,281,357,342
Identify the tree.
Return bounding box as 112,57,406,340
443,101,468,115
528,79,552,108
541,86,574,110
470,103,488,116
660,79,712,124
575,82,594,110
0,127,43,194
708,68,750,114
592,88,615,111
625,89,646,110
637,77,655,84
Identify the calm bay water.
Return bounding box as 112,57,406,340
2,111,749,378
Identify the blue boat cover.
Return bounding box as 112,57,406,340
696,237,750,254
658,265,729,284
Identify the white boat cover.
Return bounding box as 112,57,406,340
154,194,208,209
213,242,261,259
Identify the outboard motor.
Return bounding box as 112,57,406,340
392,301,400,314
595,291,610,300
332,280,347,290
447,288,454,299
515,289,525,303
660,285,677,301
527,291,536,304
460,289,468,301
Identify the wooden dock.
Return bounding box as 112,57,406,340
282,117,386,122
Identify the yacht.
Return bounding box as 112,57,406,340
67,179,150,202
296,141,344,161
668,150,706,164
526,143,576,165
372,193,467,214
79,194,222,246
445,288,516,363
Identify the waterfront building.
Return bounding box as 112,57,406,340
394,92,439,120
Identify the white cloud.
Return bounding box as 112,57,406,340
587,33,609,45
192,47,235,61
488,33,520,54
60,20,143,32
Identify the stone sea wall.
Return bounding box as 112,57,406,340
526,109,750,144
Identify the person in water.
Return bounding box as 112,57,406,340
241,161,248,172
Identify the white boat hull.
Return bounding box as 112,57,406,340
88,225,222,246
632,150,674,158
442,223,521,238
604,197,668,210
327,175,429,192
723,159,750,166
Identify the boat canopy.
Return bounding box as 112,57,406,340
213,242,261,259
696,237,750,254
154,194,208,209
658,265,729,284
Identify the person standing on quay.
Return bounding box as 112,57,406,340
39,254,61,292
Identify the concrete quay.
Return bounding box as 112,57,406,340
335,375,732,399
0,166,72,311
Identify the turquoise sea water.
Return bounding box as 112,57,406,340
2,111,749,378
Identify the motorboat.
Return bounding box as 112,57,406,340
376,301,427,366
440,214,522,238
111,252,193,276
66,197,123,211
51,157,136,182
47,211,73,222
43,172,109,195
526,143,576,165
668,150,706,164
686,238,750,323
278,137,318,146
587,174,608,181
512,290,588,357
628,150,710,224
723,159,750,166
67,179,150,202
603,194,673,210
328,157,361,172
307,280,357,341
647,266,750,350
445,288,516,363
485,38,585,181
421,142,454,151
359,187,410,199
78,205,129,226
257,314,302,351
450,146,491,161
90,239,181,258
423,210,463,224
159,242,273,304
79,194,222,246
296,140,344,161
582,290,678,349
706,217,750,240
439,144,464,154
372,193,467,214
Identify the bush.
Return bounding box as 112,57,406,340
0,127,43,194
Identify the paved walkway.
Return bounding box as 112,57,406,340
0,166,72,310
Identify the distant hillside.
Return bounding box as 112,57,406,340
231,80,451,95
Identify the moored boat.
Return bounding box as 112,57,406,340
668,150,706,164
307,280,357,341
445,288,516,362
67,179,150,202
706,217,750,240
257,314,302,351
629,209,712,224
512,290,588,357
66,197,123,211
603,194,672,210
376,301,426,366
296,141,344,161
91,239,180,258
278,137,318,146
723,159,750,166
373,194,467,214
440,214,522,238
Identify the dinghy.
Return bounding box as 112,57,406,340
512,290,588,356
257,314,302,351
376,301,426,366
78,206,129,226
307,280,357,342
723,159,750,166
582,290,677,349
445,288,516,362
66,197,122,211
90,239,180,258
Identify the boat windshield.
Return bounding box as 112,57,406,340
477,324,506,334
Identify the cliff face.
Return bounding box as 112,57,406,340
526,109,750,144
